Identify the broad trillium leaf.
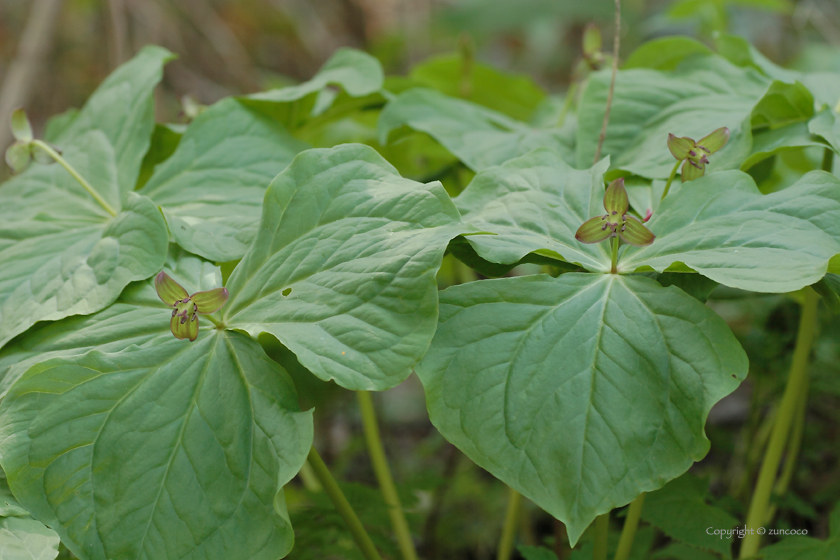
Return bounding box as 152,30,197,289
0,328,313,560
415,272,747,544
378,88,576,171
223,143,467,391
247,48,384,116
576,54,812,179
0,249,223,398
454,150,611,271
621,170,840,292
408,54,547,121
0,517,60,560
139,98,309,262
810,109,840,156
0,48,172,349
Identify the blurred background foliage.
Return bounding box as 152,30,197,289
2,1,840,559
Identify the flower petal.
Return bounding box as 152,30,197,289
5,142,31,174
10,108,33,142
575,216,614,244
155,271,189,306
170,313,196,341
191,287,229,314
603,178,629,216
696,127,729,154
667,134,694,160
619,216,655,247
681,159,705,182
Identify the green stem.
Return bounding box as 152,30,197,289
660,160,681,201
610,236,620,274
203,314,224,329
31,139,117,216
497,488,522,560
557,82,579,128
357,391,419,560
306,447,383,560
822,147,834,174
739,288,819,559
298,460,322,493
613,494,645,560
592,513,610,560
766,376,808,525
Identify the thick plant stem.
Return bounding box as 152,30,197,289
497,488,522,560
739,288,819,559
357,391,419,560
822,146,834,174
610,237,620,274
298,460,322,493
593,0,621,164
592,513,610,560
661,160,681,201
307,447,383,560
613,494,645,560
31,140,118,216
766,379,808,524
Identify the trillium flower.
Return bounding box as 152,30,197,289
155,272,228,341
575,178,655,247
4,108,59,174
667,127,730,182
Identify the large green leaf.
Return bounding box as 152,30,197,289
0,517,60,560
0,329,313,560
223,144,466,390
576,55,812,179
139,98,309,262
762,501,840,560
247,48,384,118
378,88,575,171
409,54,546,121
0,49,172,349
454,149,611,271
641,473,738,558
50,46,174,193
0,248,219,398
810,109,840,156
621,170,840,292
415,272,747,544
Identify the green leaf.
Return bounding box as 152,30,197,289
416,273,747,544
0,517,60,560
653,543,721,560
621,170,840,292
52,45,174,193
223,144,466,390
0,329,313,560
577,55,796,179
248,48,383,105
641,473,738,558
0,48,172,349
139,98,308,262
453,150,611,271
623,37,714,71
0,248,221,398
518,545,559,560
0,478,29,518
378,88,576,171
409,54,546,121
741,122,826,171
762,501,840,560
134,123,183,189
809,109,840,156
10,109,33,143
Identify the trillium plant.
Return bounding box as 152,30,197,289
0,16,839,560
